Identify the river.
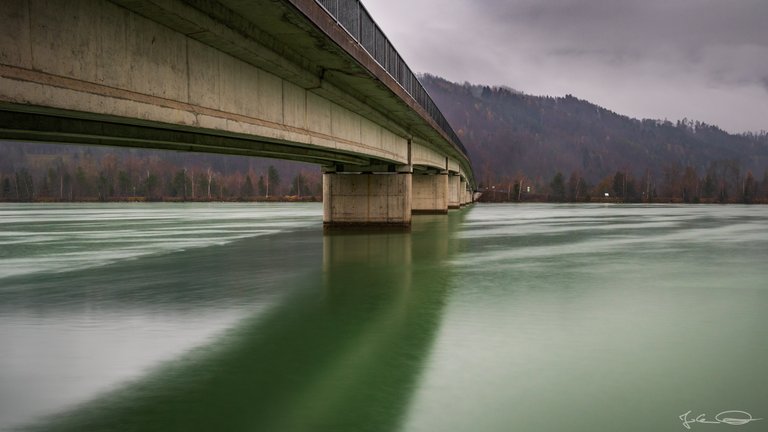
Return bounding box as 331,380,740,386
1,203,766,431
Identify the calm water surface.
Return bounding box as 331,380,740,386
1,203,766,431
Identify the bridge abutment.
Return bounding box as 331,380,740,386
323,166,412,229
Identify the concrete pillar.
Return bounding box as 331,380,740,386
459,178,467,206
412,172,448,214
448,174,461,209
323,167,412,228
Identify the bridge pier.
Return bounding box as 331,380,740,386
459,178,468,207
462,184,471,206
323,165,412,229
412,171,449,214
448,174,461,209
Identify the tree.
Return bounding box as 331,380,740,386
612,171,626,199
567,172,584,201
75,166,89,199
52,157,66,200
257,175,266,197
15,169,34,201
241,174,254,199
662,162,682,200
97,171,109,201
144,172,159,200
549,171,565,202
702,172,717,200
743,171,756,204
267,165,280,197
289,173,311,197
1,177,10,199
171,169,188,199
206,168,214,200
681,166,699,203
118,170,131,197
762,170,768,199
726,160,741,200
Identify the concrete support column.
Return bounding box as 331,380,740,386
448,174,461,209
412,171,449,214
459,178,467,206
323,166,412,228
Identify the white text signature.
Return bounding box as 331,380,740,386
679,410,762,430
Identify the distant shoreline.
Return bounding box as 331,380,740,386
0,196,322,204
3,197,766,205
477,191,768,205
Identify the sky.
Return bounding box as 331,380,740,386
362,0,768,134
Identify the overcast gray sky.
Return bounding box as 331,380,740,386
362,0,768,134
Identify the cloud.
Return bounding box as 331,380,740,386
362,0,768,132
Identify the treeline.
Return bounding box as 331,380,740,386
0,142,321,202
480,160,768,203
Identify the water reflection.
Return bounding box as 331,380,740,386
18,212,465,432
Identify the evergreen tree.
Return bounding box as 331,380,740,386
267,165,280,197
241,175,254,199
549,171,565,201
171,170,187,199
257,175,266,197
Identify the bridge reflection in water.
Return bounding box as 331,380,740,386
23,213,465,432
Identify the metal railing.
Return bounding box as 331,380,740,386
314,0,469,158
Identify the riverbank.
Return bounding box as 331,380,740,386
477,194,768,205
0,195,322,203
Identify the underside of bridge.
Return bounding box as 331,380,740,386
0,0,475,227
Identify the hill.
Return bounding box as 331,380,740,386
421,74,768,202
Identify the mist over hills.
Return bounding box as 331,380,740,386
422,74,768,197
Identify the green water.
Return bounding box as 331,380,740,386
0,203,766,431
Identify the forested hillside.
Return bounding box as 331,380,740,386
422,74,768,202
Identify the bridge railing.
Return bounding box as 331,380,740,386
314,0,469,158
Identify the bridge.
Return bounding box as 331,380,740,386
0,0,476,227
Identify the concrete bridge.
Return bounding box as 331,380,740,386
0,0,476,227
